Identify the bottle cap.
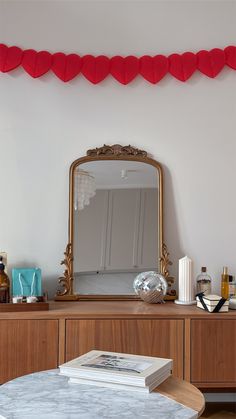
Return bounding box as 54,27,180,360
223,266,228,275
0,259,5,271
201,267,207,272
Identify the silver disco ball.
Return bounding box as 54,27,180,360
133,271,167,304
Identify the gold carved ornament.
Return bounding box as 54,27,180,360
160,243,176,297
57,244,74,297
87,144,148,157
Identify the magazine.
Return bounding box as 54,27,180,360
59,350,172,388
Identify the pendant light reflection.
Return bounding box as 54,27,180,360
74,169,96,211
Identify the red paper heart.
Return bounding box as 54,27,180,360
110,56,139,85
224,46,236,70
139,55,168,84
0,44,22,72
197,48,225,78
52,53,82,82
22,49,52,78
168,52,197,81
82,55,110,84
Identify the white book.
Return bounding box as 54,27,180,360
59,350,173,387
69,369,171,393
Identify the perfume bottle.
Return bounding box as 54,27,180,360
0,257,10,303
221,266,229,299
229,275,236,298
196,267,212,295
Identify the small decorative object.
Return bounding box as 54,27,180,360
229,275,236,298
26,296,37,303
133,271,167,304
221,266,229,299
196,293,229,313
12,268,42,297
175,256,196,305
1,43,236,84
0,257,10,303
0,252,7,273
12,296,23,304
229,296,236,310
196,266,212,295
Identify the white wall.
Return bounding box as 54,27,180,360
0,1,235,297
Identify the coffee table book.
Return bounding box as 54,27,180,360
59,350,173,392
69,369,171,393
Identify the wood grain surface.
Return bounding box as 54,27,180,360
0,301,235,389
0,319,58,383
65,319,184,378
157,376,205,417
191,319,236,384
0,302,49,312
0,300,235,319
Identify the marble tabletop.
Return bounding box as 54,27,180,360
0,370,198,419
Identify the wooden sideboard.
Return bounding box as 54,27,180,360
0,301,235,389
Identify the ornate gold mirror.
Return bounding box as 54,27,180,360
55,145,175,301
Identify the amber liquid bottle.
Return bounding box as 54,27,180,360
221,266,229,300
0,260,10,303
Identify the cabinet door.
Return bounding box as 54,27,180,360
138,189,158,269
74,190,108,272
105,189,140,270
0,320,58,383
66,319,184,378
191,319,236,385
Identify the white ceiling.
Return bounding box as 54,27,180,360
78,160,159,189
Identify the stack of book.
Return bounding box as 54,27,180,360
59,350,173,393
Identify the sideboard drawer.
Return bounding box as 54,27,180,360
66,319,184,378
0,319,58,383
191,319,236,384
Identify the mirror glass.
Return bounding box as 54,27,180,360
73,160,159,295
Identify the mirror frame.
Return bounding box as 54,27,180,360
55,144,173,301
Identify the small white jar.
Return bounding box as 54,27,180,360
26,296,37,303
12,296,23,304
229,297,236,310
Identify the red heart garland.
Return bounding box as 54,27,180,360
0,44,22,72
52,53,82,82
139,55,168,84
82,55,110,84
197,48,225,78
110,56,139,85
224,46,236,70
22,49,52,78
168,52,197,82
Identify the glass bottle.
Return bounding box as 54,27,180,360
229,275,236,298
221,266,229,299
196,267,212,295
0,257,10,303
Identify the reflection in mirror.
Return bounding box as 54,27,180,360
73,160,159,295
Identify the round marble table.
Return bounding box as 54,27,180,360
0,370,205,419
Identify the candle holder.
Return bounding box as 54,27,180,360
175,256,196,305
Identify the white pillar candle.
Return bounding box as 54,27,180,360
175,256,196,305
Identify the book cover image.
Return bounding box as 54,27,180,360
81,354,153,374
